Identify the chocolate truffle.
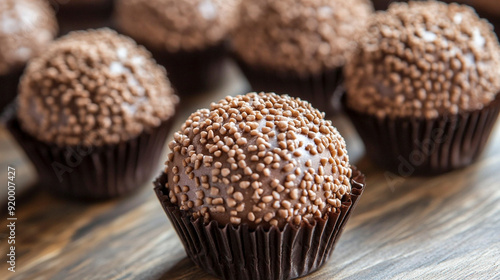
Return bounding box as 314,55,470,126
0,0,57,75
232,0,373,114
234,0,372,76
344,1,500,175
345,1,500,119
116,0,240,52
165,92,352,227
0,0,57,109
115,0,241,94
155,92,365,279
370,0,500,40
6,28,179,199
18,28,178,147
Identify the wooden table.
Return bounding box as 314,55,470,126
1,64,499,280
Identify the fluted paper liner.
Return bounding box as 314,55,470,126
2,104,175,200
154,167,365,280
345,94,500,175
235,56,344,116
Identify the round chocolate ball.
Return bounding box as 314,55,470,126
0,0,57,75
345,1,500,119
165,92,352,228
17,28,178,147
232,0,373,76
115,0,241,52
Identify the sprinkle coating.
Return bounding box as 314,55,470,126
18,28,178,147
232,0,373,75
0,0,57,75
165,92,352,228
116,0,241,52
345,1,500,119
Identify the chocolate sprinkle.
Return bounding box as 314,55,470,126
165,92,352,228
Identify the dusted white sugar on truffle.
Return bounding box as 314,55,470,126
0,0,57,75
165,92,352,228
232,0,373,75
18,28,178,147
116,0,241,52
345,1,500,119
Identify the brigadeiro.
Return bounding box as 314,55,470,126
370,1,500,38
115,0,241,95
4,28,179,199
0,0,57,110
344,1,500,176
55,0,115,35
154,92,366,279
232,0,373,115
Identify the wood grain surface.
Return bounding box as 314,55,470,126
1,64,500,280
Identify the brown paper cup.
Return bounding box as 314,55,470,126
345,94,500,176
3,104,175,200
234,56,344,116
154,167,365,280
